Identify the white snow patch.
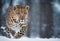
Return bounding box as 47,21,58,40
1,26,6,30
53,2,60,12
0,36,60,41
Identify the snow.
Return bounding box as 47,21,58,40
53,2,60,12
0,36,60,41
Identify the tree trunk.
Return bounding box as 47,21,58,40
26,0,32,38
9,0,12,6
39,0,53,38
0,0,2,27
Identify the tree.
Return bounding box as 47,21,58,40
0,0,2,27
39,0,53,38
0,0,7,36
26,0,32,38
9,0,12,6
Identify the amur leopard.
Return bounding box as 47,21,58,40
5,5,29,38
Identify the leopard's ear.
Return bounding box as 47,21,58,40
7,6,13,12
25,5,29,10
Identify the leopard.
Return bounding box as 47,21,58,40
5,5,29,38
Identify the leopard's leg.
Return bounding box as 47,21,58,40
5,27,11,38
9,28,15,36
14,32,22,38
21,25,27,33
14,25,27,38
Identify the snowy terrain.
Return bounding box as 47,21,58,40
0,36,60,41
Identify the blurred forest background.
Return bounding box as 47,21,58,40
0,0,60,38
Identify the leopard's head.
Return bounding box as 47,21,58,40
13,5,29,23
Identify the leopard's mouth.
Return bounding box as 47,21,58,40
20,20,25,24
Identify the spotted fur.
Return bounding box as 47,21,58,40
5,5,29,38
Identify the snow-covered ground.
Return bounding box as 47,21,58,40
0,36,60,41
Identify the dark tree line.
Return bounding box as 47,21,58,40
0,0,54,38
25,0,53,38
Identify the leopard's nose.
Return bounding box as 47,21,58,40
20,20,24,22
21,18,23,20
